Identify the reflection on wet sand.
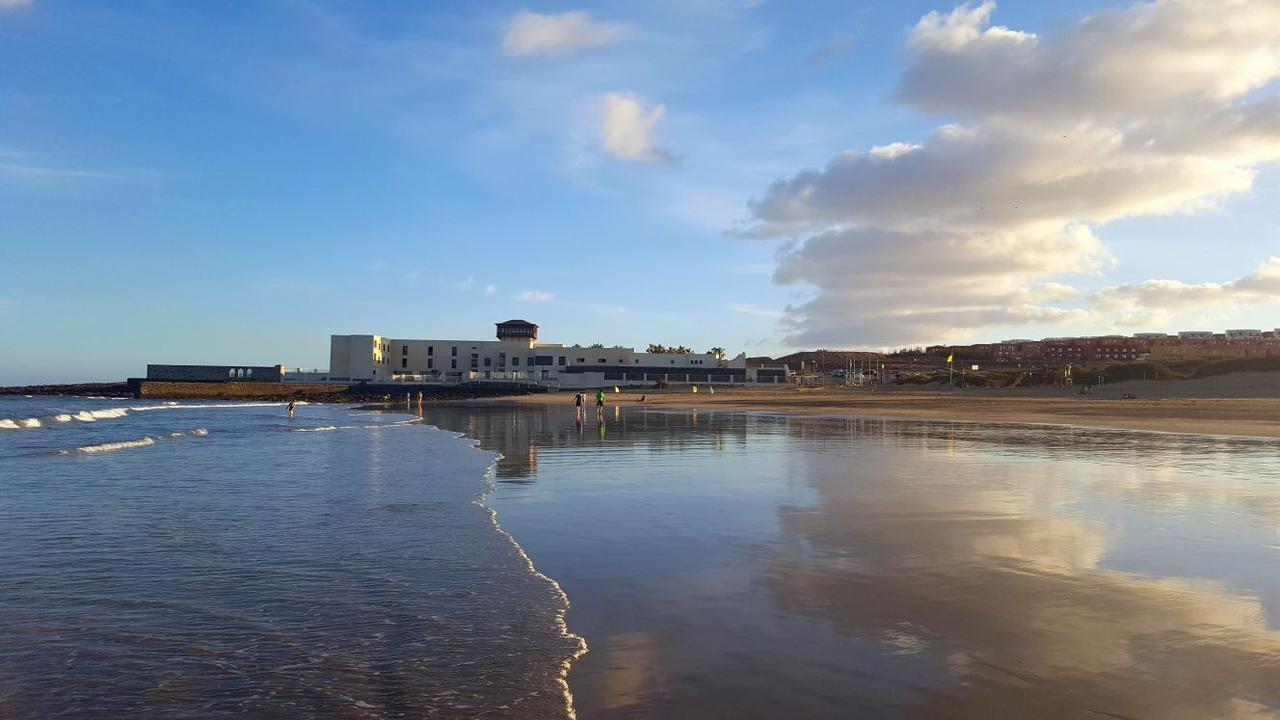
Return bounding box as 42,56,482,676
763,447,1280,719
425,404,1280,719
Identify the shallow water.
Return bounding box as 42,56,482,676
0,397,580,719
6,395,1280,718
424,403,1280,719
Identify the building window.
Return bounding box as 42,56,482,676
528,357,535,366
428,346,434,356
428,359,434,369
452,346,458,356
513,356,520,366
401,358,407,368
228,368,235,379
598,358,607,363
402,345,408,355
246,368,253,378
577,358,585,364
484,357,491,367
558,356,566,366
451,359,457,369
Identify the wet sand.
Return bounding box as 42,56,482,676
422,404,1280,719
500,386,1280,438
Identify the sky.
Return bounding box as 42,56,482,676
1,0,1278,383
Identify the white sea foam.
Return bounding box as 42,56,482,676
191,428,208,436
293,425,345,432
1,402,277,431
68,437,156,454
66,408,129,423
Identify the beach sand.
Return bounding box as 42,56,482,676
494,384,1280,438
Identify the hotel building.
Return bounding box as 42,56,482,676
929,328,1280,365
328,320,765,388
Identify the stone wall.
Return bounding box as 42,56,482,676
146,364,286,383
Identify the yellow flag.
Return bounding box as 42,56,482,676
946,353,954,364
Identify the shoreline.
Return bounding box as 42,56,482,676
459,387,1280,439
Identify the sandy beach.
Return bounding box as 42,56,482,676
497,383,1280,438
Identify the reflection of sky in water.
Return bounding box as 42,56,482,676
427,405,1280,720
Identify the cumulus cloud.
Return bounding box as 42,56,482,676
600,93,678,164
1093,257,1280,326
502,10,627,58
746,0,1280,347
513,289,554,303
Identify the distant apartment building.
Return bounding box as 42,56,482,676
936,328,1280,365
329,319,755,388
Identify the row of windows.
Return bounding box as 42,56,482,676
227,368,254,379
397,344,459,357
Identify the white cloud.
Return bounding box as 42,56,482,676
600,93,678,164
0,0,34,7
746,0,1280,347
485,284,497,297
513,289,554,303
502,10,628,58
1093,257,1280,326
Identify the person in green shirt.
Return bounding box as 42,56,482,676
595,389,606,420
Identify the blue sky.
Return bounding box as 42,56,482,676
1,0,1278,383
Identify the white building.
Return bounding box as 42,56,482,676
1225,328,1264,341
328,320,756,388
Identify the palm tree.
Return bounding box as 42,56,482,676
647,343,668,353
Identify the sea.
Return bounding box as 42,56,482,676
3,395,1280,719
0,396,581,719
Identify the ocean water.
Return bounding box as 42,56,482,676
6,395,1280,719
0,396,582,719
423,403,1280,720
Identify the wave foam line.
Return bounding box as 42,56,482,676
61,428,207,455
3,401,288,430
66,437,156,454
474,452,588,720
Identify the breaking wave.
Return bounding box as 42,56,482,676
66,437,157,454
2,402,287,430
61,428,209,455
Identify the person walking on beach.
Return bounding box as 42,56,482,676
595,389,606,420
287,400,296,419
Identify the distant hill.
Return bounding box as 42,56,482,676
750,350,886,371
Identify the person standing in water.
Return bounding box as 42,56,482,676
287,400,296,419
574,392,584,420
595,389,606,420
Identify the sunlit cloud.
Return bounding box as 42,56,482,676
502,10,628,58
746,0,1280,347
600,93,678,165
